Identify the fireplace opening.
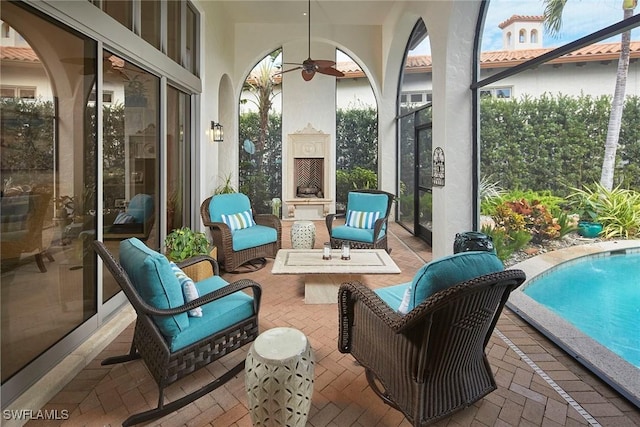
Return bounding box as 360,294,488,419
295,158,324,198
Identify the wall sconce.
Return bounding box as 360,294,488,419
209,121,224,143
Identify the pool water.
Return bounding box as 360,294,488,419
523,252,640,368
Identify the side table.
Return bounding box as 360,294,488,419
245,327,315,426
291,220,316,249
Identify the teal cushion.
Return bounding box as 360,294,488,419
169,275,256,352
374,281,411,310
209,193,252,223
119,238,189,337
127,194,154,224
331,224,385,243
347,192,389,217
407,251,504,312
231,224,277,251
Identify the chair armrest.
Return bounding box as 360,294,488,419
138,278,262,318
254,213,281,231
177,255,220,277
371,216,388,241
338,281,405,352
202,219,231,234
325,212,346,233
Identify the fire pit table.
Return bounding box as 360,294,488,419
271,249,400,304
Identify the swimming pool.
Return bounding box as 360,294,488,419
523,251,640,368
507,241,640,408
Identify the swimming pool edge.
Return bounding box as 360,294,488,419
506,239,640,409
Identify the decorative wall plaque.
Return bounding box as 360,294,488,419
432,147,445,186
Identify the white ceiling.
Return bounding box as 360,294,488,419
213,0,399,26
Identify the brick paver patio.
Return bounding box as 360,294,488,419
25,221,640,426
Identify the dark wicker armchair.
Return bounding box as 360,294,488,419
201,193,281,272
326,189,394,252
93,239,262,426
338,269,526,426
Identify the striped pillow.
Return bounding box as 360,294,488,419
169,262,202,317
221,209,256,231
346,210,380,229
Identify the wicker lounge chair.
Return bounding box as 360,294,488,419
326,189,394,252
93,239,261,426
338,251,526,426
201,193,281,272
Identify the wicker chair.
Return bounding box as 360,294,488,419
201,193,281,272
93,239,261,426
338,252,526,426
326,189,394,252
1,187,54,272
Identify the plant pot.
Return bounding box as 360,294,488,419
577,221,603,238
181,248,218,281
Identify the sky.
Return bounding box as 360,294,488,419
482,0,639,51
406,0,639,56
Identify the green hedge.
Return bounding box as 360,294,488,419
481,94,640,196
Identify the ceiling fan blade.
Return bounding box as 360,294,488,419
274,66,302,76
317,66,345,77
311,59,336,68
302,69,315,81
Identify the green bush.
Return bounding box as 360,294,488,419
481,94,640,196
569,183,640,238
335,167,378,209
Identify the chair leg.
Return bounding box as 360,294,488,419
101,343,141,366
122,359,246,427
365,368,401,411
35,253,47,273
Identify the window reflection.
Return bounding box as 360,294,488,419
0,4,97,383
102,52,159,302
167,86,191,233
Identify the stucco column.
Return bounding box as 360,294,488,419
426,1,480,258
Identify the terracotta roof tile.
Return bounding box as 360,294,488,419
499,15,545,29
0,46,40,63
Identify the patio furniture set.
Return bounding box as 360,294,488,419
93,189,526,426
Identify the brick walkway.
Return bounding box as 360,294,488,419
27,221,640,426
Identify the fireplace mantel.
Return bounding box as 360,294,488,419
284,124,333,220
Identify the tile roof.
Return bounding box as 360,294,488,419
0,46,40,63
388,41,640,75
499,15,545,29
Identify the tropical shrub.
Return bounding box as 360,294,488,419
481,224,531,261
568,182,640,238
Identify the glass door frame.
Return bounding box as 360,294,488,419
396,103,433,245
415,122,432,245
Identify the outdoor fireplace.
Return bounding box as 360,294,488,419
295,158,324,198
284,124,332,219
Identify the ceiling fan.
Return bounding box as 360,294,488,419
280,0,345,81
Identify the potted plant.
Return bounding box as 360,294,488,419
165,227,216,280
568,184,603,238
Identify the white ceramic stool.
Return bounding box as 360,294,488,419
245,327,315,427
290,220,316,249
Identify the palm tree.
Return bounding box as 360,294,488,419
543,0,637,190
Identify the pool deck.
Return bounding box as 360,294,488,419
508,240,640,409
14,227,640,427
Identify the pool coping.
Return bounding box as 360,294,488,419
507,239,640,408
